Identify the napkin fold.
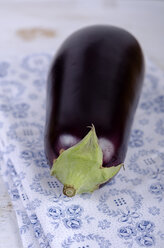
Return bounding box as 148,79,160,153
0,54,164,248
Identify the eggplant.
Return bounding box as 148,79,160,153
44,25,144,197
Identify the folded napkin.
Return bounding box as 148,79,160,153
0,54,164,248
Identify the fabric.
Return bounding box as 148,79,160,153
0,54,164,248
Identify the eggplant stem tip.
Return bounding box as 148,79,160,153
63,185,76,197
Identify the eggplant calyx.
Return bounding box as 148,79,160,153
50,125,123,197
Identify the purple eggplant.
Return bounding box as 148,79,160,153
44,25,144,197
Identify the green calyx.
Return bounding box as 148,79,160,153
51,125,123,197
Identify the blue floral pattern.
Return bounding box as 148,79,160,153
47,204,94,230
118,220,156,247
128,149,164,176
148,207,160,216
149,182,164,202
0,55,164,247
118,225,137,240
22,53,52,73
7,121,44,148
61,233,111,248
0,102,30,119
0,61,10,77
136,234,155,247
129,129,144,148
98,219,111,229
0,80,25,102
140,95,164,115
155,119,164,135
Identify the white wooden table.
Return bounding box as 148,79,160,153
0,1,164,247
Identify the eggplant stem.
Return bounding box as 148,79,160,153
63,185,76,197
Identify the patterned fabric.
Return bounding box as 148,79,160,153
0,54,164,248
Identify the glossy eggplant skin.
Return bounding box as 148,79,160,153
44,25,144,169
